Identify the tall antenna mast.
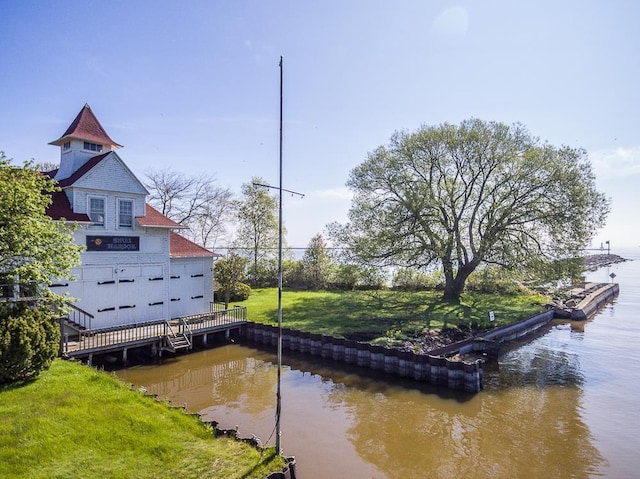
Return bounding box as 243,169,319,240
257,56,303,455
275,54,284,455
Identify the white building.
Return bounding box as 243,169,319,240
46,104,216,330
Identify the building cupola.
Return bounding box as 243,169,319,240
50,104,122,181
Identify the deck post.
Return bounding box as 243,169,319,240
122,348,128,365
88,354,93,366
225,329,230,341
203,333,208,345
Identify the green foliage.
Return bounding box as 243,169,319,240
0,305,59,384
217,281,251,302
330,119,610,302
0,153,82,301
332,263,361,290
329,263,388,290
356,266,388,290
214,253,248,308
392,268,439,291
252,258,279,287
525,257,585,287
465,267,524,294
300,234,336,289
232,177,280,287
283,259,304,288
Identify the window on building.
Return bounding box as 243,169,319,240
83,142,103,152
63,141,71,151
118,199,133,228
89,197,105,227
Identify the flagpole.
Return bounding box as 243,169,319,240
275,55,284,455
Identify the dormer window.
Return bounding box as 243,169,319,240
63,141,71,151
84,142,103,152
89,197,105,227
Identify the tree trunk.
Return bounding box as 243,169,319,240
253,248,258,287
442,275,463,303
442,262,476,303
224,290,231,310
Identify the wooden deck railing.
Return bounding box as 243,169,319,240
62,306,247,355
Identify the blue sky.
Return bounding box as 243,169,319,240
1,1,639,249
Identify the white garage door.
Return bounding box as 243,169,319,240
64,264,166,328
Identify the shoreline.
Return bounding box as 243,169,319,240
399,253,627,354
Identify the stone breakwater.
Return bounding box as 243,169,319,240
241,323,483,393
583,253,626,271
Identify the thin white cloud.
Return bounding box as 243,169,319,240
431,6,469,39
590,146,640,180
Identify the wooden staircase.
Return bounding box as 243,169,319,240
162,319,193,353
59,303,94,340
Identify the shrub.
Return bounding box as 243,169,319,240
216,282,252,303
0,304,60,384
465,267,522,295
392,268,433,291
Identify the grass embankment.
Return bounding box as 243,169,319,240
235,288,548,344
0,360,284,479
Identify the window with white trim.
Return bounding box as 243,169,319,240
89,197,105,227
83,142,103,152
118,199,133,228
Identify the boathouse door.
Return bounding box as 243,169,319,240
66,263,166,328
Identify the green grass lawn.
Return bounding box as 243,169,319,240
0,360,284,479
232,287,549,341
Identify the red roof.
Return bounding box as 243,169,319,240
170,231,216,257
136,204,186,228
49,104,122,148
45,190,91,222
56,152,110,187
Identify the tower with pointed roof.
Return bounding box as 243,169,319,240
43,105,218,330
49,104,123,181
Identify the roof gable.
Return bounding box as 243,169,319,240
58,152,148,195
49,104,122,148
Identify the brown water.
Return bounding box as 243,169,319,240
116,249,640,478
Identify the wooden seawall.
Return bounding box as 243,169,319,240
242,282,619,393
242,324,484,393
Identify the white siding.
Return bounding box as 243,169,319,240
53,150,213,329
72,153,147,195
169,258,213,319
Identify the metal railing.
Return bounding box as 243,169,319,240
63,303,94,330
179,317,193,344
64,318,168,354
62,306,247,355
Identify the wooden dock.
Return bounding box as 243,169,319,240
61,306,247,363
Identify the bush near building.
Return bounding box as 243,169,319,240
0,304,59,384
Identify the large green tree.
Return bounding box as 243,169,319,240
330,120,609,302
300,234,335,289
214,253,248,309
233,177,280,286
0,153,82,382
0,153,82,300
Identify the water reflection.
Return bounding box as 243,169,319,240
116,253,640,477
487,324,585,389
117,340,605,479
118,347,278,416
